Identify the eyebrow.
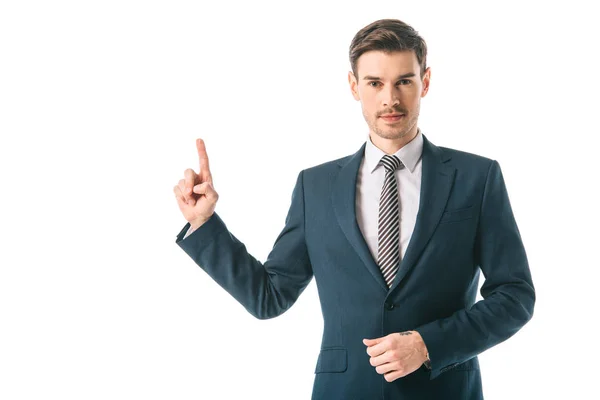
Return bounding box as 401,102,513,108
362,73,416,81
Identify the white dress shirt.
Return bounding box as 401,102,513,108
183,129,424,261
356,129,423,265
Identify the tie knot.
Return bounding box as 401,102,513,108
381,155,404,172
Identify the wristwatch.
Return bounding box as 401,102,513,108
423,352,432,370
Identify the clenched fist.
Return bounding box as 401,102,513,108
363,331,429,382
173,138,219,230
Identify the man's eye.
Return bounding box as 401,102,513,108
368,80,411,87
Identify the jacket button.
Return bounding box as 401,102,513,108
385,302,395,310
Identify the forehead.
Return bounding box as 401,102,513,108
357,50,419,79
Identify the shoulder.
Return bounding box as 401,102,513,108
289,152,356,193
307,154,350,171
438,145,496,172
300,153,352,178
426,136,502,185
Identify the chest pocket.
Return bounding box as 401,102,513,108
439,206,474,224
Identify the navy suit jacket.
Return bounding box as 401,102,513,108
175,134,535,400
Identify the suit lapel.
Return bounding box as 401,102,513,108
331,142,389,293
389,134,455,293
331,133,455,294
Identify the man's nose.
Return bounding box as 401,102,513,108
382,88,401,107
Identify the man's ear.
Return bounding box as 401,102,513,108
348,71,360,101
421,67,431,97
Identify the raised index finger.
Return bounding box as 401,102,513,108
196,138,212,184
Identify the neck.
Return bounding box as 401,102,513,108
369,127,419,155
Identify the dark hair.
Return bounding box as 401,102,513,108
349,19,428,80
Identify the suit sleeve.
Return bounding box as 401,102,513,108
175,170,314,320
181,225,194,240
414,160,536,380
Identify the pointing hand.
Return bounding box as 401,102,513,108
173,138,219,229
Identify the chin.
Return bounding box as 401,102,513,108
378,129,410,140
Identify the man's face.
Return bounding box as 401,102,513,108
349,50,430,141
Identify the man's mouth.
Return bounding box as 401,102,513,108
380,114,404,122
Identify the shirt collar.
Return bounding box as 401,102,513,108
364,128,424,174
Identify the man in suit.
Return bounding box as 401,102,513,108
173,18,535,400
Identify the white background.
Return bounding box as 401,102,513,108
1,1,598,399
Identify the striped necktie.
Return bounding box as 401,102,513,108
377,154,404,288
